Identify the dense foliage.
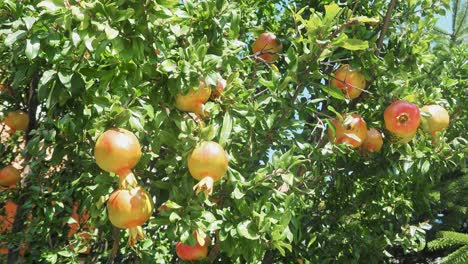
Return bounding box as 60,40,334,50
0,0,466,263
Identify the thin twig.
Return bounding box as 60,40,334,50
376,0,398,55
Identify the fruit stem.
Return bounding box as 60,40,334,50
193,176,215,196
118,171,138,189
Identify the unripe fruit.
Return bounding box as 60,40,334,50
176,232,210,261
330,65,366,99
94,128,142,175
384,101,420,144
188,141,228,195
361,128,384,152
175,80,211,117
328,113,368,148
107,186,153,229
252,32,283,63
3,111,29,131
0,166,21,187
420,105,450,136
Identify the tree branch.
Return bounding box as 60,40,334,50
375,0,398,55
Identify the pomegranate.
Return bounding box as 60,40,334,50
360,128,384,152
0,165,21,187
252,32,283,63
107,185,153,246
175,80,211,117
176,232,211,261
94,128,142,175
3,111,29,132
330,64,366,99
188,141,229,195
384,100,420,143
420,105,450,142
210,75,226,99
328,113,368,148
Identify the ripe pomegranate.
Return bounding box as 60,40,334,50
94,128,142,176
384,100,420,143
3,111,29,131
330,64,366,99
252,32,283,63
328,113,368,148
420,105,450,141
0,165,21,187
360,128,384,152
107,185,153,246
188,141,229,195
175,80,211,117
176,232,211,261
210,75,226,99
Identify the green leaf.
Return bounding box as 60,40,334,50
237,220,260,240
219,112,233,147
105,24,119,40
25,38,40,60
353,16,380,23
37,0,64,13
321,84,345,100
339,39,369,51
5,30,27,47
23,17,37,30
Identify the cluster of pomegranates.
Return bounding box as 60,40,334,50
94,128,153,246
328,65,450,150
0,110,29,189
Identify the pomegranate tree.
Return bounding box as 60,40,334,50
384,100,421,143
421,104,450,142
176,232,211,261
360,128,384,152
175,80,211,117
328,113,368,148
331,65,366,99
252,32,283,63
188,141,229,195
3,111,29,132
94,128,142,176
0,165,21,187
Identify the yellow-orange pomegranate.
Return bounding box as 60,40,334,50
94,128,142,175
328,113,368,148
330,65,366,99
175,80,211,117
176,232,211,261
360,128,384,152
107,185,153,246
3,111,29,131
252,32,283,63
0,165,21,187
384,100,420,144
188,141,229,195
420,105,450,141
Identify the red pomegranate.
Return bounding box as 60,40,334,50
384,100,420,143
330,64,366,99
360,128,384,152
176,232,211,261
252,32,283,63
328,113,368,148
